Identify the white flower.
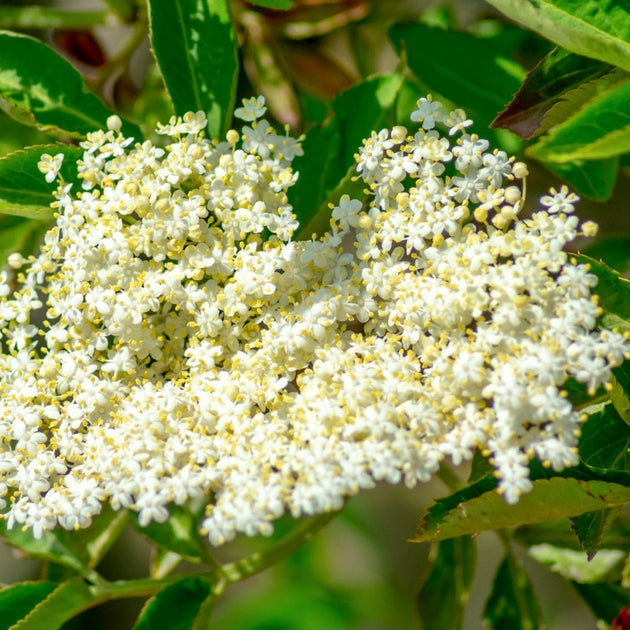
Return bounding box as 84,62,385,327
37,153,64,183
234,95,267,122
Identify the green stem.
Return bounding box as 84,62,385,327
0,7,110,29
221,510,339,583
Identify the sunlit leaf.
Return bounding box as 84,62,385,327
133,577,212,630
529,544,625,582
246,0,294,8
485,0,630,73
412,477,630,543
483,552,543,630
417,536,476,630
147,0,238,138
0,31,139,138
527,78,630,162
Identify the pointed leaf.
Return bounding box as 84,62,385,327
389,22,524,128
133,577,212,630
484,552,543,630
0,582,56,630
493,48,616,139
147,0,238,138
0,31,139,139
570,508,620,560
485,0,630,73
10,577,95,630
542,156,619,201
412,477,630,543
417,536,476,630
528,78,630,162
529,544,625,583
0,144,82,220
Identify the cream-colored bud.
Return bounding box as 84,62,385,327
504,186,521,205
582,221,599,237
391,126,407,143
226,129,239,146
107,115,122,131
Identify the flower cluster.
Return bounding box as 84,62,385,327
0,96,626,545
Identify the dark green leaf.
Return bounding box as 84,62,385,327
493,48,615,139
610,361,630,427
133,504,205,560
10,578,95,630
0,31,139,139
147,0,238,138
528,78,630,162
570,508,619,560
412,477,630,543
583,236,630,273
133,577,212,630
417,536,476,630
0,582,56,630
245,0,295,8
579,404,630,472
0,144,82,220
541,155,619,201
291,73,403,239
572,582,630,623
468,449,494,483
485,0,630,73
484,552,543,630
389,22,524,128
574,254,630,334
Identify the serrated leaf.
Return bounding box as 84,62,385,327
0,582,57,630
493,48,616,139
0,31,139,139
574,254,630,333
389,22,524,129
291,73,403,238
133,577,212,630
417,536,476,630
10,577,94,630
0,144,82,220
485,0,630,73
579,404,630,472
570,508,619,560
133,504,205,560
412,477,630,543
572,582,630,623
147,0,238,138
541,154,618,201
528,78,630,162
529,544,625,583
483,552,543,630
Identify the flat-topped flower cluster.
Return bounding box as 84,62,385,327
0,96,626,545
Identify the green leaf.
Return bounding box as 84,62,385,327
483,552,543,630
485,0,630,73
389,23,524,129
0,144,82,220
0,582,56,630
10,578,95,630
412,477,630,543
527,78,630,162
417,536,476,630
579,404,630,472
572,582,630,623
541,154,618,201
493,48,616,139
574,254,630,334
133,577,212,630
623,553,630,589
583,236,630,273
0,31,139,139
133,503,205,560
244,0,295,8
570,508,620,560
147,0,238,138
0,215,47,270
291,73,403,239
529,544,625,582
610,361,630,428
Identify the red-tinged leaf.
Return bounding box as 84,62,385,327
492,48,615,139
